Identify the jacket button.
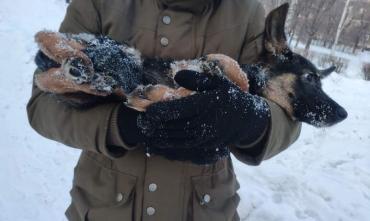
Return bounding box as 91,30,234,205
203,194,211,204
162,15,171,25
148,183,158,192
147,207,156,216
160,37,169,47
116,193,124,202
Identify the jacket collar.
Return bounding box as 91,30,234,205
157,0,214,14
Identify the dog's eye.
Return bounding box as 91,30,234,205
303,73,317,82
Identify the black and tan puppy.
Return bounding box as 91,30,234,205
34,3,347,127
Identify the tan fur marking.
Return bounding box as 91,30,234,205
170,60,204,78
144,85,177,102
125,97,154,112
265,40,287,55
112,88,127,98
35,68,108,96
174,87,193,97
207,54,249,92
145,86,192,102
35,31,93,70
263,73,295,117
125,85,193,112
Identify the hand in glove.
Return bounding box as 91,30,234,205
116,102,230,164
116,104,146,146
138,70,271,150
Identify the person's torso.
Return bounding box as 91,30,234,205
66,0,263,220
96,0,258,61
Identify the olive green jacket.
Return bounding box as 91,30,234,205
27,0,301,220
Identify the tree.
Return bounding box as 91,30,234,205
303,0,336,52
260,0,369,53
331,0,352,54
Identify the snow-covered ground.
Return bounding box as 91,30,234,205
293,41,369,80
236,73,370,221
0,1,369,221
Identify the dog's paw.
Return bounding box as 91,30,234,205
35,67,109,97
35,31,87,64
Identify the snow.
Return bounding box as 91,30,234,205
0,1,369,221
293,41,370,80
0,1,79,221
235,73,370,221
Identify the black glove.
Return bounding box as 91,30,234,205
138,70,271,150
116,104,145,146
116,97,230,165
116,101,229,165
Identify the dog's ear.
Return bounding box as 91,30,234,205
264,3,289,54
319,66,336,79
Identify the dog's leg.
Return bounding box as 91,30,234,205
35,68,110,96
168,54,249,92
206,54,249,92
35,31,93,72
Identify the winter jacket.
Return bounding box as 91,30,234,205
26,0,302,220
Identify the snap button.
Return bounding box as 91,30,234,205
204,194,211,203
147,207,156,216
149,183,158,192
160,37,169,47
201,194,211,205
162,15,171,25
116,193,124,202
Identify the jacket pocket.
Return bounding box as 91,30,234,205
191,167,240,221
70,153,137,221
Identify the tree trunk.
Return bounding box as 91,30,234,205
288,30,296,46
352,36,361,54
305,36,313,52
294,35,301,48
331,0,351,55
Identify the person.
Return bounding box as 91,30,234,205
27,0,302,220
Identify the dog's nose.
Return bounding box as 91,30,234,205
336,107,348,120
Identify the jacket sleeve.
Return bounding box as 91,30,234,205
27,0,134,159
230,100,302,165
232,1,302,165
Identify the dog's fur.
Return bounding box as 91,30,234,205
34,3,347,127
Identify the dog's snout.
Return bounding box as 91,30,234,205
336,107,348,120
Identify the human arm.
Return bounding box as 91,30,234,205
231,0,302,165
27,0,135,158
138,70,270,150
230,99,302,166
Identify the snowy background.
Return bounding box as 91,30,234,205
0,0,369,221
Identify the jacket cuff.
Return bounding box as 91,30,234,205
231,99,302,165
104,104,137,158
234,121,269,149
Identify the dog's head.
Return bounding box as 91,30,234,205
245,3,347,127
